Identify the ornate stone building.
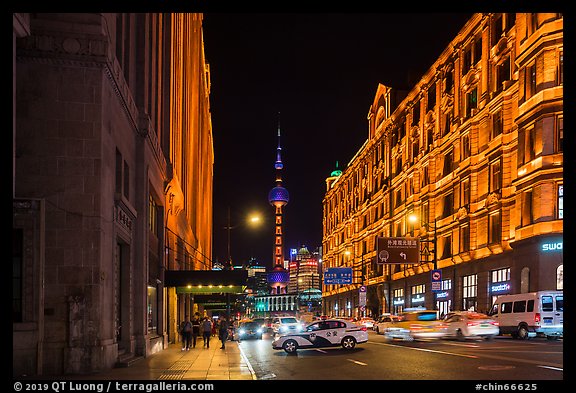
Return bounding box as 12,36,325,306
13,13,213,376
322,13,563,319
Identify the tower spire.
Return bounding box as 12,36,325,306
275,112,283,171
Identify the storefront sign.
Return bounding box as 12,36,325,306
411,294,425,303
393,298,405,306
542,241,563,252
491,282,511,293
435,291,450,299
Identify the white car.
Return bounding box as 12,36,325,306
374,314,401,335
271,316,304,335
441,311,500,340
272,319,368,353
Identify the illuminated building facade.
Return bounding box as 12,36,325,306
289,245,321,294
322,13,563,319
13,13,213,376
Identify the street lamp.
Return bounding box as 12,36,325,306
409,214,438,310
224,206,263,269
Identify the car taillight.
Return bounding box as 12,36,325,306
491,321,499,326
534,313,541,323
467,321,479,327
361,326,367,331
410,324,422,330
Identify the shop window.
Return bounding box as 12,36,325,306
558,185,563,219
462,274,478,311
556,265,563,290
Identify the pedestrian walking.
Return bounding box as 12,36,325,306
212,319,218,337
201,316,213,348
191,313,201,348
179,315,193,351
219,316,230,349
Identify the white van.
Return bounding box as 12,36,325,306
488,291,563,340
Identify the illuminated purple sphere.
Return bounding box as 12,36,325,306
268,186,289,206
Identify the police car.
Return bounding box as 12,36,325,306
272,318,368,353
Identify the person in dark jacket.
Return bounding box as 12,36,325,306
191,312,201,348
218,316,229,349
179,315,192,351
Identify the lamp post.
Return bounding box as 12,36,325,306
223,206,262,269
409,214,438,309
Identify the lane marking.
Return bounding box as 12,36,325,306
237,342,258,380
367,341,478,359
538,365,563,372
314,348,328,353
442,342,481,348
347,358,368,366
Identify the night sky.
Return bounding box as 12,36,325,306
202,13,473,270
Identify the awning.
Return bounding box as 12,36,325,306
164,269,248,294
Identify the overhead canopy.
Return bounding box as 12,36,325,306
164,269,248,294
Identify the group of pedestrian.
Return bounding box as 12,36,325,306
179,313,231,350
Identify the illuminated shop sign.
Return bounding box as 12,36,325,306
435,291,450,299
411,294,425,303
541,241,563,252
491,282,511,293
393,298,405,306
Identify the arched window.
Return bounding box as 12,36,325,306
556,265,563,290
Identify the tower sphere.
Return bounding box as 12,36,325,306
268,186,289,206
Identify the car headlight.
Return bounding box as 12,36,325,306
257,328,263,334
280,326,287,332
239,329,246,335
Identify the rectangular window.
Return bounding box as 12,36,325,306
461,177,471,206
462,274,478,311
412,103,420,127
421,166,429,188
526,63,537,99
443,110,452,137
123,161,130,200
427,85,436,111
558,185,563,219
496,57,511,91
557,116,563,152
492,109,503,139
505,13,516,32
558,51,563,85
521,190,533,226
460,225,470,252
442,192,453,218
148,195,158,235
501,302,512,313
444,69,453,93
489,212,501,244
441,234,452,260
491,267,510,283
427,128,434,151
474,35,482,64
490,159,502,192
466,88,478,118
513,300,526,313
492,14,503,46
461,134,471,160
443,151,453,177
463,45,472,74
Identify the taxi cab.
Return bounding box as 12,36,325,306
382,308,446,341
272,318,368,353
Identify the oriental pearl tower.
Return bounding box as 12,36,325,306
267,117,290,295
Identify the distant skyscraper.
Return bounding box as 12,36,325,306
267,116,290,294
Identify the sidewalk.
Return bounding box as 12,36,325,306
64,337,256,381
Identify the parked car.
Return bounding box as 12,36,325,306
488,291,563,340
271,316,304,335
234,321,264,341
374,314,401,335
440,311,499,341
382,309,446,341
272,318,368,353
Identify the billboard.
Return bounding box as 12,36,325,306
376,236,420,264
